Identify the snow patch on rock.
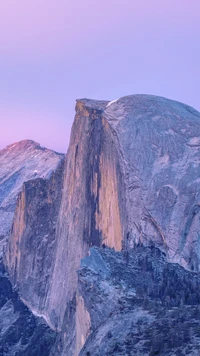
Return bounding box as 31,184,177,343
106,98,119,107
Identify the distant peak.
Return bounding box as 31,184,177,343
4,140,41,151
2,140,64,156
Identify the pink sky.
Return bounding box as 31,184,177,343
0,0,200,152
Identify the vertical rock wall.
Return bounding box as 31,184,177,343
46,100,126,330
5,159,65,328
5,94,200,355
5,99,126,336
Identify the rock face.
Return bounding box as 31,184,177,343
4,95,200,354
5,160,64,329
103,95,200,271
71,95,200,272
45,99,126,333
0,262,56,355
78,246,200,355
0,140,64,254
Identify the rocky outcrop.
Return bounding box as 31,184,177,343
0,262,56,355
46,99,126,333
5,159,64,329
0,140,64,255
4,95,200,355
78,246,200,355
102,95,200,271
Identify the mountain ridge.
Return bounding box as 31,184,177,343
1,139,65,155
2,94,200,355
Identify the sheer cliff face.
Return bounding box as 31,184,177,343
0,140,64,254
5,160,64,327
66,95,200,272
101,95,200,271
5,95,200,353
5,101,126,332
46,100,126,330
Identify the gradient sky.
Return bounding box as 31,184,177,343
0,0,200,153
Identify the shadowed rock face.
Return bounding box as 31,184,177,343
5,159,65,329
0,262,56,355
4,95,200,355
78,246,200,356
0,140,64,254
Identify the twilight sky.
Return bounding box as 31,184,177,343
0,0,200,153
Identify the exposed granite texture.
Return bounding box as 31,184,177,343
49,95,200,354
5,159,65,329
0,262,56,355
4,95,200,355
0,140,64,254
78,246,200,355
103,95,200,271
45,99,126,332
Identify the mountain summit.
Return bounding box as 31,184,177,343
3,95,200,355
74,94,200,270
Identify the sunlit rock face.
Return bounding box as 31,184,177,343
5,100,126,338
5,159,65,329
58,94,200,273
0,140,64,254
5,95,200,355
45,99,126,332
101,95,200,271
42,94,200,350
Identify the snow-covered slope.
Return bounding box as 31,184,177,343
0,140,64,249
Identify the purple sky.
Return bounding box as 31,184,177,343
0,0,200,153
